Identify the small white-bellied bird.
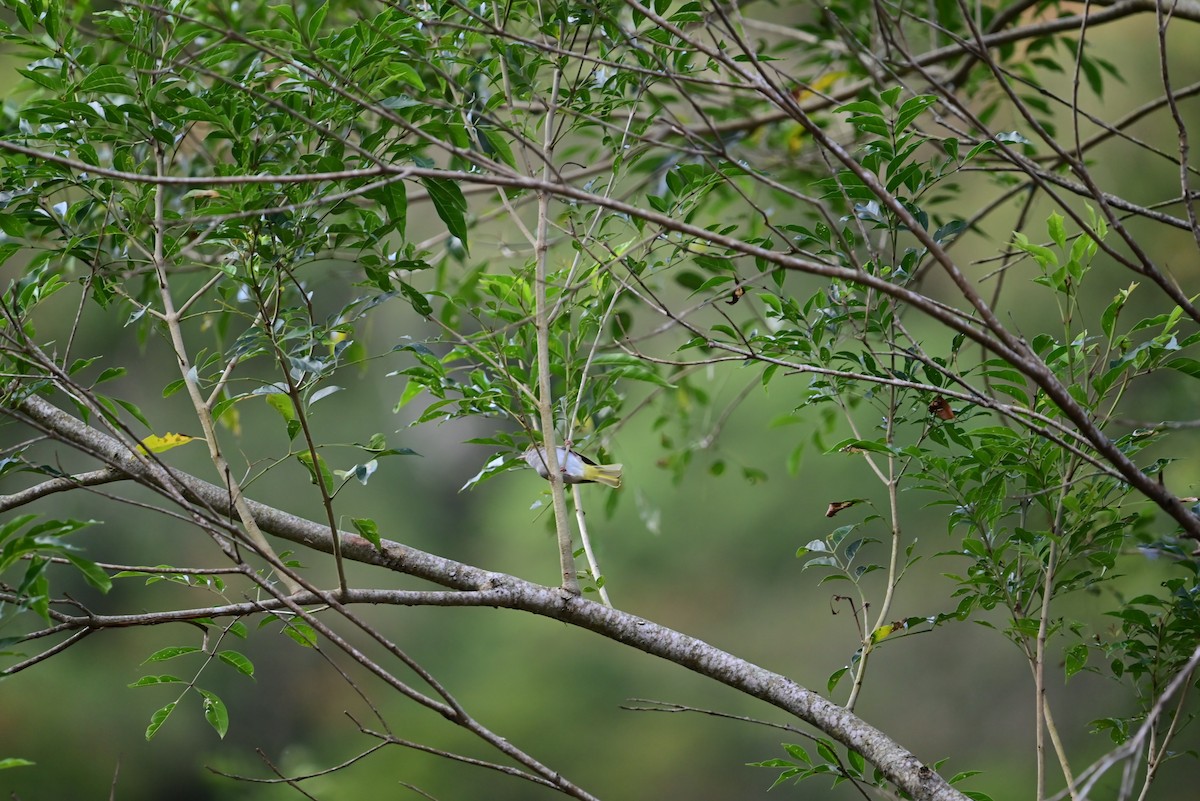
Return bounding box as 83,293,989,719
523,445,623,489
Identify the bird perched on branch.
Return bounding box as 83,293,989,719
523,445,622,489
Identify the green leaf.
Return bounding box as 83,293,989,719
218,650,255,678
366,181,407,236
480,128,516,167
398,280,433,317
282,620,318,647
63,552,112,593
895,94,936,133
0,759,35,770
352,517,383,550
129,675,185,687
264,390,295,422
144,702,177,741
827,437,899,457
162,378,186,398
836,100,883,116
79,65,135,95
103,397,148,430
296,451,334,490
0,513,38,545
0,242,24,269
1012,232,1058,269
13,0,35,31
95,366,126,384
964,140,997,160
1101,283,1137,338
1065,644,1088,679
827,666,848,693
1079,55,1103,95
1046,212,1066,249
0,212,27,237
199,689,229,739
949,770,983,784
933,220,965,244
420,177,469,253
783,743,811,764
142,646,202,664
387,61,426,91
1166,357,1200,379
303,0,329,41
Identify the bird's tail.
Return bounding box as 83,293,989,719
586,463,623,489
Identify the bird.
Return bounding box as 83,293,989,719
523,445,622,489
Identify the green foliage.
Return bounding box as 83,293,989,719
0,516,110,620
129,626,254,741
0,0,1195,798
750,740,864,790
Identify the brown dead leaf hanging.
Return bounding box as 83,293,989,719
825,499,864,518
929,396,955,420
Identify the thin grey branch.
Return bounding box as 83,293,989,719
5,392,969,801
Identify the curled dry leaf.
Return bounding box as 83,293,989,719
928,396,955,420
825,499,864,518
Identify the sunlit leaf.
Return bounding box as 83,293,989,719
138,432,199,454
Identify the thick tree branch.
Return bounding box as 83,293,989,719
4,392,970,801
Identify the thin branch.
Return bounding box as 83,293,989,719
532,59,580,595
5,392,969,801
0,629,94,676
0,467,123,512
1060,644,1200,800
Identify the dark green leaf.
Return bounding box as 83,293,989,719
63,552,112,593
398,280,432,317
420,177,469,253
79,65,135,95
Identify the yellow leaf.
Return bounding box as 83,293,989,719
793,70,845,104
787,126,806,155
139,432,199,454
870,623,895,643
